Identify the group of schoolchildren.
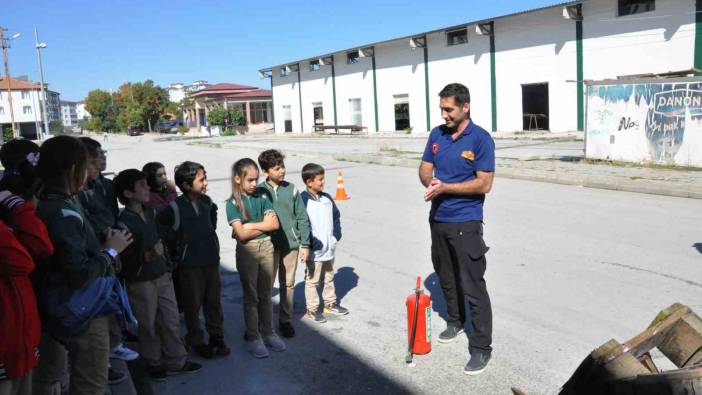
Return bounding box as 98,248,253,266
0,135,348,395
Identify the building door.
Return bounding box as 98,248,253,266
394,94,410,131
283,105,292,132
349,98,362,126
521,83,549,131
312,102,324,130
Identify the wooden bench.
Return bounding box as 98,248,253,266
314,124,367,134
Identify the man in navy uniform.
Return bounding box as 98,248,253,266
419,83,495,375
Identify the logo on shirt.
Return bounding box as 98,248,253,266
432,143,439,154
461,151,475,161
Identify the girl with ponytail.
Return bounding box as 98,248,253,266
226,158,284,358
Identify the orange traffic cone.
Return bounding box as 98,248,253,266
333,171,350,201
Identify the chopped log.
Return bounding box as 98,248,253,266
657,313,702,368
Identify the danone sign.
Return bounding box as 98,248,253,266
585,78,702,167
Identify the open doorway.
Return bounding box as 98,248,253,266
283,105,292,132
312,102,324,129
394,94,410,131
521,83,549,131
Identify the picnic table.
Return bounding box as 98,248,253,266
314,124,367,134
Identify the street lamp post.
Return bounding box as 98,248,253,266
34,28,49,140
0,27,20,141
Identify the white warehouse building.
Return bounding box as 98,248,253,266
260,0,701,134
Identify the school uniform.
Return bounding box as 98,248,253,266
257,180,311,325
156,194,223,347
226,191,275,340
118,206,187,370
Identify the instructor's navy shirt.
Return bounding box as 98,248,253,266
422,121,495,222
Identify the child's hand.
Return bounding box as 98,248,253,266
154,240,165,256
299,247,309,263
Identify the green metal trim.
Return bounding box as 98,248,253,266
696,0,702,76
576,19,584,131
297,69,304,132
372,56,379,132
489,34,497,132
331,56,338,127
424,46,430,132
269,76,275,126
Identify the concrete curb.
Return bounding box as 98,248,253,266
184,140,701,200
334,154,702,200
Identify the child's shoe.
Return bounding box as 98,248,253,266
306,310,327,323
168,361,203,376
278,322,295,338
209,338,231,357
146,366,167,382
110,343,139,361
264,334,287,352
246,337,269,358
192,343,214,359
324,303,349,316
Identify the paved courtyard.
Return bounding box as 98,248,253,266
103,134,702,395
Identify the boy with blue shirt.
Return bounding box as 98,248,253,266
419,83,495,375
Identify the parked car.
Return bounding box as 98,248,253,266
127,126,144,136
156,120,181,134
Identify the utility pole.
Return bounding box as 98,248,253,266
1,26,19,139
34,28,49,139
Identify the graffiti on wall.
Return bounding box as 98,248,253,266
586,81,702,167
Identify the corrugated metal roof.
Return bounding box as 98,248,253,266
260,0,585,72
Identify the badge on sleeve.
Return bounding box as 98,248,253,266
461,151,475,161
432,143,439,154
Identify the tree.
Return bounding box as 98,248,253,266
207,107,244,135
85,89,118,133
49,121,63,133
114,80,169,132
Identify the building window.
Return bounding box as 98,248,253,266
280,67,289,77
0,107,4,115
618,0,655,16
309,60,320,72
23,106,32,115
347,51,359,64
349,98,362,126
21,91,30,100
447,28,468,46
249,102,270,124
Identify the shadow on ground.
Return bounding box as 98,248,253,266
148,266,409,395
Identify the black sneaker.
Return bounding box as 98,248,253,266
192,343,214,359
438,325,465,343
278,322,296,338
108,367,127,385
306,310,327,323
324,303,349,316
147,366,167,382
464,352,491,375
168,361,202,376
209,339,230,357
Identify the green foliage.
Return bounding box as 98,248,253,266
176,125,188,135
49,121,63,133
85,89,118,133
2,125,12,141
207,107,245,133
78,118,91,130
84,80,170,133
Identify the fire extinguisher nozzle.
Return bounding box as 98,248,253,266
415,276,421,290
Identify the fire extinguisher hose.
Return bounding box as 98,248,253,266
406,276,421,364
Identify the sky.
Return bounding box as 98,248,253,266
4,0,563,101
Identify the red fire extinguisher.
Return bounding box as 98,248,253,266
406,276,431,363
